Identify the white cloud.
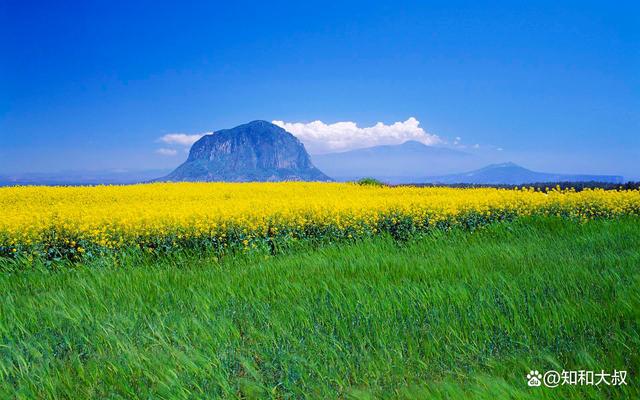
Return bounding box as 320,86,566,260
156,148,178,156
159,132,210,147
272,117,442,154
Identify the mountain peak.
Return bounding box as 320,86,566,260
400,140,428,148
485,162,520,169
200,120,284,140
429,163,623,185
311,140,475,182
161,121,331,182
243,120,276,128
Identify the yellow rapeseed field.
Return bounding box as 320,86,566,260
1,182,639,257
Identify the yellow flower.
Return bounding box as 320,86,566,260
0,182,637,254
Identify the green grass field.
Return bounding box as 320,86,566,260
1,217,638,399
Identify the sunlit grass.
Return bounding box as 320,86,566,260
1,217,638,399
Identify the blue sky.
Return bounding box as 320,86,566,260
1,1,639,178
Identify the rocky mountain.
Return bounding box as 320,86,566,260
161,120,331,182
424,162,624,185
311,140,481,183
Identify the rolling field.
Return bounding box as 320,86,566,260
1,217,639,399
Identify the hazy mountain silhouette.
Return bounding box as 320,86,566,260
311,140,480,183
424,162,624,185
0,169,171,186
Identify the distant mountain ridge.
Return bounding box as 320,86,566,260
0,169,171,186
313,140,624,184
161,120,331,182
424,162,623,185
312,140,481,183
1,133,625,186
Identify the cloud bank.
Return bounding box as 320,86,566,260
272,117,441,154
159,133,210,147
156,132,211,157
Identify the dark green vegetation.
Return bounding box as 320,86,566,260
355,177,385,186
404,181,640,191
1,218,638,399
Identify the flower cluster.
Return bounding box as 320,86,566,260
1,183,638,259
